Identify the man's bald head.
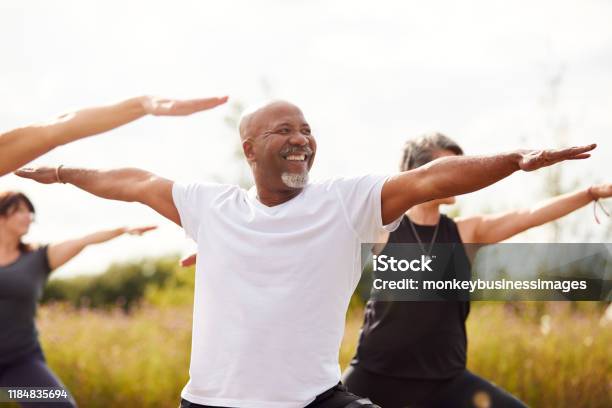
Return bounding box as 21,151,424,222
238,100,304,142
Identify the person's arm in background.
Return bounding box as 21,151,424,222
456,183,611,244
47,226,157,270
380,145,596,225
180,253,198,267
0,95,227,176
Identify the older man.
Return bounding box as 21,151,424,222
16,100,595,408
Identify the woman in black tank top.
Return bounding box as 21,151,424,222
342,133,611,408
0,191,157,407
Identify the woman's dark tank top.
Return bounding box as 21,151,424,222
0,246,51,365
351,214,471,379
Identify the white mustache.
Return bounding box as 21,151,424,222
280,146,313,156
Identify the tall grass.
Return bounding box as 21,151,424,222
38,304,191,407
24,302,611,407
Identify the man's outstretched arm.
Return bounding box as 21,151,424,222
381,145,596,225
15,166,180,225
0,95,228,176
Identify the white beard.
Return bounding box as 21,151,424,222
281,172,309,188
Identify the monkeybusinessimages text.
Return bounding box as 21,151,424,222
372,255,588,294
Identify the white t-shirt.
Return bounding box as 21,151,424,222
172,175,398,408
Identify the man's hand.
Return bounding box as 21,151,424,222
141,96,228,116
180,253,197,267
518,144,596,172
14,166,60,184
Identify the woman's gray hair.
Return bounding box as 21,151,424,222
400,132,464,171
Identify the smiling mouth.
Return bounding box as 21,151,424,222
281,149,312,162
283,153,308,162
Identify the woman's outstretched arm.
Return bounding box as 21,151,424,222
47,226,157,271
457,183,611,243
0,95,227,176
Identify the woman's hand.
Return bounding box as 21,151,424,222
141,96,228,116
589,183,612,200
123,225,158,236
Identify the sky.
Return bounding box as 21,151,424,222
1,0,611,278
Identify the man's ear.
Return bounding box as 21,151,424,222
243,140,256,163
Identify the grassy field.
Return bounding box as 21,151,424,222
7,302,607,407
